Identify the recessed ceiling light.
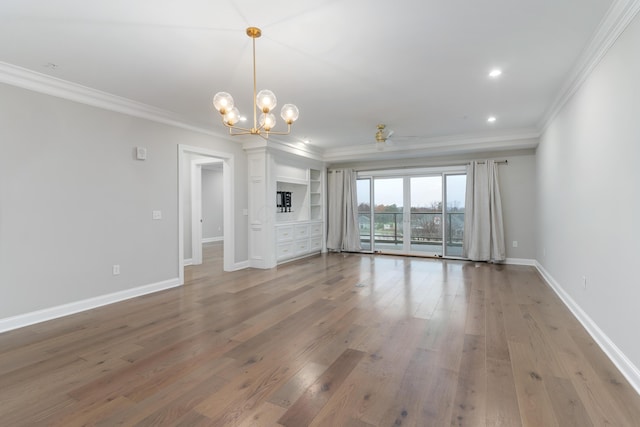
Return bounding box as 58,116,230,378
302,138,310,144
487,116,497,123
489,69,502,78
239,116,247,122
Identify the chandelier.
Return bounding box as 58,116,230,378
213,27,299,139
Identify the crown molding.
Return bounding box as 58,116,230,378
0,61,223,138
322,129,540,163
538,0,640,132
242,137,325,162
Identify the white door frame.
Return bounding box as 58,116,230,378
178,144,235,283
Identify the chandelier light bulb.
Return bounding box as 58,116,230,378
256,89,277,113
280,104,299,124
213,92,234,114
260,113,276,131
223,107,240,126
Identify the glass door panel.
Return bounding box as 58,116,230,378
357,178,372,250
409,176,443,256
356,169,467,258
445,174,466,257
373,178,404,252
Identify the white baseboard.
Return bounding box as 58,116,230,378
202,237,223,243
505,257,536,266
231,260,250,271
0,277,181,334
535,261,640,395
183,258,193,266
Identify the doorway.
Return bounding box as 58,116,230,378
178,145,235,284
357,167,466,258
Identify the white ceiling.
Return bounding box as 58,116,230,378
0,0,623,161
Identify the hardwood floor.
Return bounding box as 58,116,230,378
1,242,639,426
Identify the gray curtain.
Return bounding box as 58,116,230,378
463,160,506,261
326,169,362,252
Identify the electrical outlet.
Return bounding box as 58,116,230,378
512,240,518,248
113,264,120,275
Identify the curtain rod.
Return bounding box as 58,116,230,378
474,160,508,165
337,159,508,173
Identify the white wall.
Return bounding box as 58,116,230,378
537,13,640,378
333,149,538,261
202,168,224,240
0,83,247,321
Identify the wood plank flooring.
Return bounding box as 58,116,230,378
1,242,639,426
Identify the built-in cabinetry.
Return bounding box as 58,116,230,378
275,220,323,262
274,166,324,263
245,143,325,268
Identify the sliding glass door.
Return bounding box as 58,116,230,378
357,168,466,258
357,178,372,251
409,176,443,256
445,174,466,256
373,178,404,252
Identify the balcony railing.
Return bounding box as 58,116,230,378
358,211,464,246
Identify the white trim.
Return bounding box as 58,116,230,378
539,0,640,132
0,62,220,138
183,258,193,266
191,161,204,266
232,261,250,271
242,138,324,162
323,132,539,163
202,237,224,243
0,278,181,333
178,144,237,278
505,258,536,266
535,261,640,395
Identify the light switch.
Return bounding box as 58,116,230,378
136,147,147,160
152,210,162,220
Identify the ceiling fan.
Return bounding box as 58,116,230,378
375,124,394,150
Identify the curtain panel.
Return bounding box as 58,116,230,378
326,169,362,252
463,160,506,261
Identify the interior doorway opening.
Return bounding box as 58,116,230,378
178,145,235,284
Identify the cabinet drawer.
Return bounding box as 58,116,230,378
276,225,294,242
294,239,310,255
310,222,322,236
277,242,294,259
294,224,310,239
310,237,322,251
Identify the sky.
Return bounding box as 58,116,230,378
357,174,466,210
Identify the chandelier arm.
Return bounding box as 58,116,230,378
260,124,292,136
221,120,253,134
227,129,253,136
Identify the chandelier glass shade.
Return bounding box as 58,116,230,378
213,27,299,139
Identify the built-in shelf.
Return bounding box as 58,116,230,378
276,180,308,222
271,163,324,263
